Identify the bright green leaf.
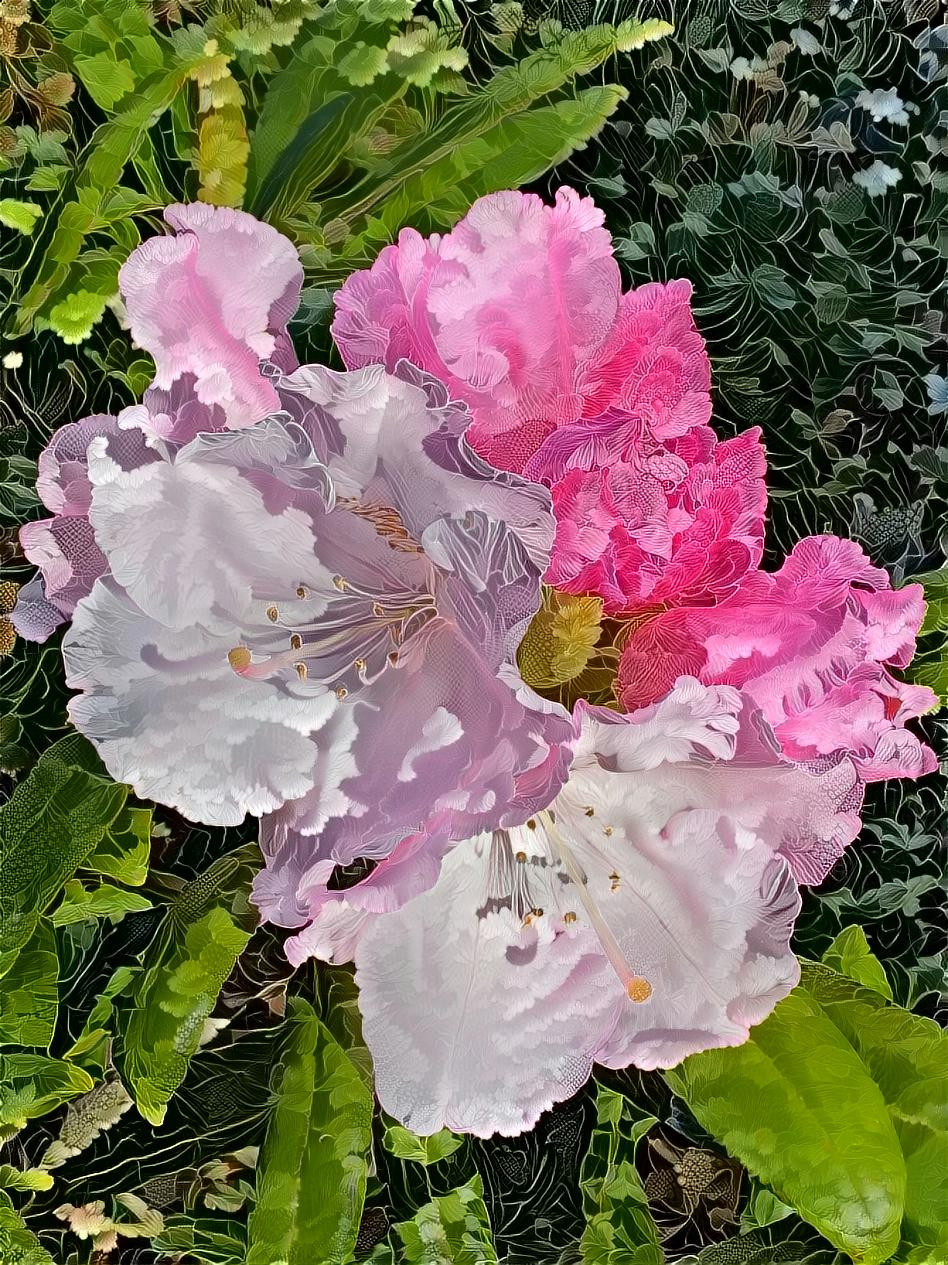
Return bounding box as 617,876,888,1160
0,199,43,235
579,1085,662,1265
46,289,110,345
0,1190,55,1264
822,925,893,999
0,1165,54,1192
73,53,137,109
84,804,151,886
909,566,948,636
0,1054,94,1132
665,987,906,1263
0,922,58,1047
246,998,374,1264
0,734,128,979
51,879,152,926
394,1175,498,1264
383,1123,463,1165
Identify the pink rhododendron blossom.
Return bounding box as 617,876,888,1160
616,536,937,785
539,420,766,615
11,417,158,642
118,202,303,440
332,187,712,473
278,677,892,1136
63,362,571,839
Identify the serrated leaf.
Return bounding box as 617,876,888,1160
0,734,128,979
665,987,906,1262
822,926,893,999
246,998,373,1264
120,896,251,1125
46,289,110,344
0,922,58,1047
394,1175,498,1264
0,1190,55,1264
0,1166,54,1192
579,1085,662,1265
383,1124,463,1165
41,1077,133,1169
51,879,152,926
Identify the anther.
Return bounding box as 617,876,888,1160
335,685,348,699
532,907,544,918
563,911,577,924
515,851,527,863
584,806,595,817
295,663,308,680
387,651,399,666
228,646,252,671
626,976,652,1003
603,826,614,837
354,658,367,671
296,585,308,599
290,634,303,650
526,819,537,830
266,605,279,622
332,575,349,591
610,872,621,892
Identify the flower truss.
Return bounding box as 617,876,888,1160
15,192,937,1138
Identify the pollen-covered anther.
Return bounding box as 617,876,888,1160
332,575,349,592
526,818,537,830
563,911,577,924
531,907,544,918
335,685,348,699
584,806,595,817
290,633,303,650
296,585,308,599
515,851,527,863
266,605,279,622
603,826,614,837
295,663,308,680
354,658,367,671
626,976,653,1003
227,646,252,671
609,871,621,892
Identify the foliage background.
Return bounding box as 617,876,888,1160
0,0,945,1261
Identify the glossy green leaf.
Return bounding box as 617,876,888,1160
0,200,43,235
0,1190,55,1264
665,987,906,1263
579,1085,663,1265
83,804,151,886
394,1175,498,1264
246,998,374,1264
0,1165,54,1192
383,1124,463,1165
0,1054,94,1131
0,734,128,979
121,883,251,1125
0,921,58,1047
909,565,948,635
51,879,152,926
822,925,893,999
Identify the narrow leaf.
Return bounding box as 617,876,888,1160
247,998,374,1264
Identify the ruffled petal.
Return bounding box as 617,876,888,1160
119,203,302,438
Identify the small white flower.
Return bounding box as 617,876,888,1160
2,350,23,369
730,56,752,80
856,87,909,126
853,160,902,196
791,27,821,54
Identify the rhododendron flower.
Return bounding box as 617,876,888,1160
62,361,571,841
279,677,891,1136
616,536,937,786
332,187,712,473
536,418,766,615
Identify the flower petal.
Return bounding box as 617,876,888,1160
119,203,302,438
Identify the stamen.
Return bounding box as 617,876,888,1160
584,806,595,817
266,605,279,622
538,811,652,1004
296,585,308,599
563,911,577,924
333,575,349,591
228,646,252,671
603,826,614,837
295,663,308,680
290,634,303,650
335,685,348,699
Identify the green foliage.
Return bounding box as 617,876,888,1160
83,804,151,886
0,1190,55,1265
394,1175,498,1263
383,1123,464,1165
246,997,374,1264
0,734,128,979
0,199,43,234
121,893,252,1125
50,878,152,925
822,925,893,1000
0,922,58,1048
579,1085,662,1265
0,1053,93,1133
665,985,906,1262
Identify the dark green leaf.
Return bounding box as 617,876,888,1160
0,921,58,1047
382,1124,463,1165
0,1190,55,1264
0,1053,94,1131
